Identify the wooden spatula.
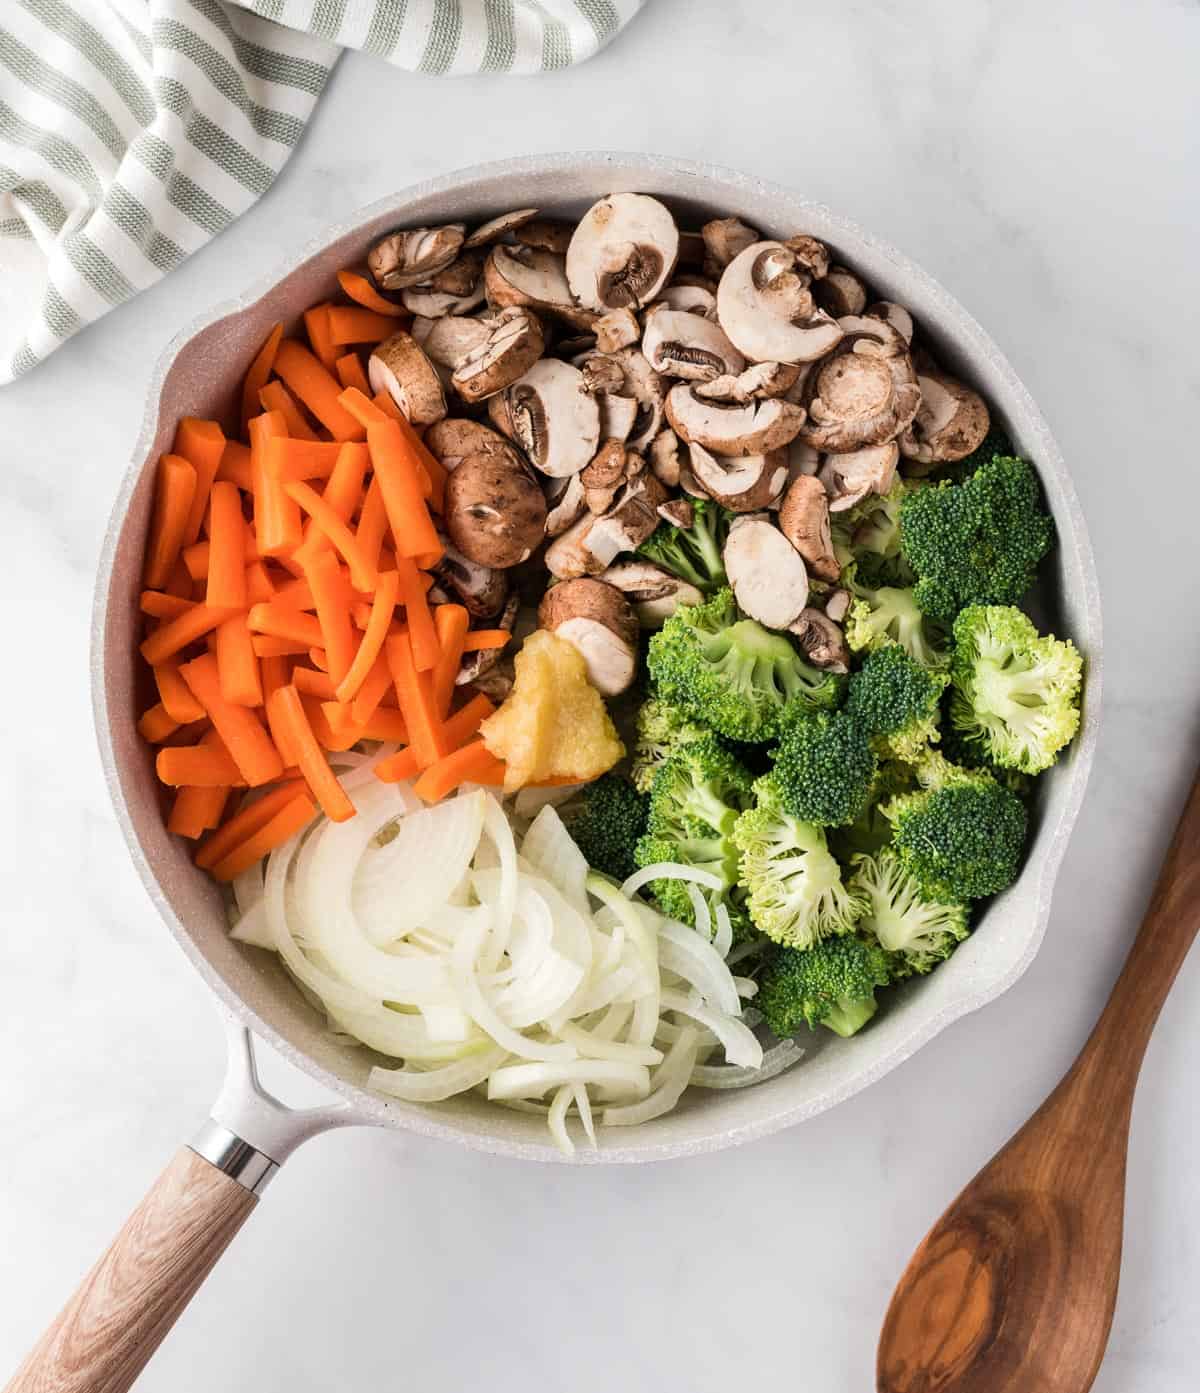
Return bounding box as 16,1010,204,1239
877,769,1200,1393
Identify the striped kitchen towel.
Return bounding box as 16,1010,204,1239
0,0,644,386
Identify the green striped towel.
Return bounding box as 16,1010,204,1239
0,0,643,385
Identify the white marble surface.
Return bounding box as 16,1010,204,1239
2,1,1199,1387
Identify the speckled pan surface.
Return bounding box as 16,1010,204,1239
92,153,1102,1164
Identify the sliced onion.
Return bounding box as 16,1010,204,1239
602,1027,699,1127
686,883,713,942
690,1039,804,1089
620,861,725,899
548,1084,575,1155
487,1059,650,1101
659,989,763,1069
557,1021,663,1066
520,805,590,917
713,902,734,960
369,1045,508,1102
654,918,741,1016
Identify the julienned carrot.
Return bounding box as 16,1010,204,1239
174,418,226,547
350,650,393,725
309,647,329,672
385,631,447,770
216,613,263,707
140,590,193,621
355,477,389,574
389,410,447,513
372,692,495,783
183,530,256,582
371,391,404,422
179,653,284,787
356,708,409,743
413,741,508,802
209,792,317,883
156,742,244,787
336,268,406,318
395,556,439,671
295,440,370,568
245,560,276,605
302,695,360,752
165,557,195,599
266,684,355,822
168,784,229,839
144,454,197,589
195,780,304,869
205,481,248,610
271,573,316,610
138,703,179,743
154,663,205,724
304,548,356,685
366,419,442,561
217,439,253,491
283,478,378,595
327,306,395,345
304,304,339,371
337,386,389,430
336,567,399,703
241,323,283,431
141,603,233,665
259,653,291,702
247,602,323,648
249,411,300,557
461,630,512,652
334,352,371,396
274,339,365,443
292,665,337,700
264,436,343,483
252,634,309,658
258,380,318,440
431,603,470,718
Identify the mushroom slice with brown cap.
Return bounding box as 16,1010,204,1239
817,440,899,511
597,391,638,443
444,449,547,568
457,594,520,687
648,428,682,488
789,608,850,673
484,245,595,331
688,443,789,512
866,301,914,345
784,235,832,281
658,498,694,528
655,283,718,317
401,278,487,320
538,579,639,696
594,308,640,354
463,208,539,250
600,560,704,627
665,383,806,456
544,473,587,537
823,588,851,623
368,224,466,291
814,265,868,319
368,331,447,426
428,250,485,297
566,193,679,312
694,360,802,403
513,218,574,256
899,370,991,469
717,241,845,365
412,315,492,373
434,535,509,617
451,308,545,403
702,217,760,270
723,516,809,630
544,473,666,579
796,315,920,453
641,308,745,382
424,418,512,471
778,474,840,582
496,358,600,479
611,347,667,452
580,440,628,514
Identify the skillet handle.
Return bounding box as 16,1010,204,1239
3,1143,261,1393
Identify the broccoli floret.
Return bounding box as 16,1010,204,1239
846,645,949,763
882,759,1028,903
937,423,1016,483
773,710,877,828
757,935,892,1038
561,774,648,883
637,496,729,593
899,455,1053,625
733,774,865,950
647,588,843,744
630,694,711,794
832,477,916,587
949,605,1082,775
844,564,948,669
831,759,916,860
849,848,970,977
939,716,1034,800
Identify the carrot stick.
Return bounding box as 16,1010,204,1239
209,792,317,883
290,441,370,574
371,391,405,422
367,420,442,560
271,574,316,610
140,603,233,665
144,454,197,589
336,568,400,703
252,634,309,658
140,590,193,621
336,268,406,317
390,410,447,513
216,613,263,707
266,685,355,822
292,666,337,700
304,304,339,371
241,323,283,432
337,385,389,430
138,703,179,743
350,651,394,726
174,418,226,548
196,780,305,869
301,695,359,752
247,602,324,648
217,439,253,492
284,479,378,593
168,784,229,839
334,352,371,396
154,663,205,724
431,603,470,718
274,339,365,443
413,740,508,802
461,630,512,652
385,631,447,770
309,647,329,672
245,560,276,605
303,548,356,685
205,481,248,611
166,557,195,599
372,747,419,785
372,694,494,783
355,477,389,574
264,436,343,483
249,411,301,557
355,708,409,743
179,653,284,787
183,533,257,582
258,380,318,440
156,742,244,787
395,556,439,671
327,306,395,345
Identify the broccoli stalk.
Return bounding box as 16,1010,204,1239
630,694,711,794
849,848,970,976
772,710,878,828
845,644,949,763
831,477,915,587
637,497,729,593
561,774,649,884
757,936,893,1039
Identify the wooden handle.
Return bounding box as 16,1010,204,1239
4,1148,257,1393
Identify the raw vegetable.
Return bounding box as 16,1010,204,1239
772,711,877,828
849,848,970,977
757,936,893,1039
636,496,729,593
845,644,948,763
561,774,649,883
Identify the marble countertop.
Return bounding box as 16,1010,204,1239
2,1,1198,1388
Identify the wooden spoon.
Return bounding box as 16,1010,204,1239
877,770,1200,1393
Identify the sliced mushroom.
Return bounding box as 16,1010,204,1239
401,279,487,319
456,594,520,686
451,307,545,403
658,498,694,528
594,308,641,354
427,250,485,298
444,450,547,568
652,283,715,318
899,370,991,469
597,391,638,443
538,578,639,696
688,443,789,512
600,560,704,627
545,473,667,579
484,245,595,331
368,224,465,291
487,358,600,479
796,315,920,452
694,360,803,403
789,608,850,673
434,535,509,617
648,428,682,488
813,264,868,318
778,474,840,582
702,217,760,270
513,218,574,255
611,348,667,452
676,230,707,269
665,383,806,456
580,440,628,514
412,315,492,371
717,241,845,365
723,516,809,630
866,300,914,344
565,193,679,311
823,588,851,623
544,473,588,537
463,208,539,250
424,418,512,471
368,331,446,425
641,307,745,382
817,441,900,511
783,234,832,281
